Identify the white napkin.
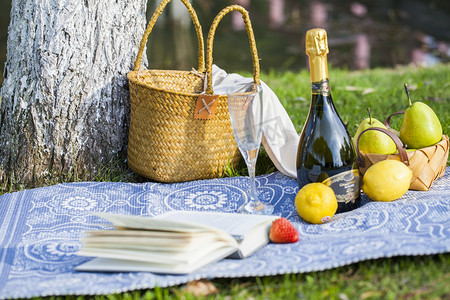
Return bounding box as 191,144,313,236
210,65,300,179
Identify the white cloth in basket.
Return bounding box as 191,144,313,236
210,65,299,178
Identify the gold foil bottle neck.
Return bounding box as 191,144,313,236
305,28,329,57
306,28,329,83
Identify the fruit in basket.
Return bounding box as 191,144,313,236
399,84,442,149
353,108,397,155
295,183,338,224
362,160,412,202
269,218,299,243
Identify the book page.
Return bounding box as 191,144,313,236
156,211,278,241
78,240,234,265
76,244,237,274
93,212,222,234
82,234,221,249
84,229,216,243
94,211,277,241
82,237,217,253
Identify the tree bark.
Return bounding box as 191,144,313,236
0,0,148,185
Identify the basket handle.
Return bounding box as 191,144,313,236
384,110,405,129
205,5,261,95
133,0,205,73
355,127,409,168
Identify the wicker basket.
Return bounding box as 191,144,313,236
355,127,449,191
127,1,261,182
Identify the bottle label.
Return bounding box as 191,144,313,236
322,169,360,204
311,79,330,96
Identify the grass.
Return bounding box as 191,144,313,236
4,63,450,299
263,63,450,137
201,255,449,300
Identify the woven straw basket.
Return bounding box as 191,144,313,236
356,127,449,191
127,1,261,182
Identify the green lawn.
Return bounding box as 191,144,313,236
265,63,450,138
7,63,450,299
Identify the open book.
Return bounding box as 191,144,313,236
76,211,278,274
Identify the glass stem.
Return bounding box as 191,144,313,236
247,160,258,201
246,148,259,202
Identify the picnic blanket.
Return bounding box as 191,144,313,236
1,169,449,299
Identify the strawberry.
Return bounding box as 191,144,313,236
269,218,299,243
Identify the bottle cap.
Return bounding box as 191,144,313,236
305,28,329,57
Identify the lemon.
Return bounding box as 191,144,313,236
362,160,412,202
295,183,338,224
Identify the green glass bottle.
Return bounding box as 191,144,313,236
296,28,361,213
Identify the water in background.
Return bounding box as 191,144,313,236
0,0,449,84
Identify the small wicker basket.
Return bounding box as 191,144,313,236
355,127,449,191
127,1,261,182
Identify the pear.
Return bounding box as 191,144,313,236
353,108,397,155
399,84,442,149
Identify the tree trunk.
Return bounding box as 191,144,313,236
0,0,148,185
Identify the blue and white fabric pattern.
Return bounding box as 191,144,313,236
1,169,449,299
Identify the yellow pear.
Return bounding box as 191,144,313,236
353,108,397,155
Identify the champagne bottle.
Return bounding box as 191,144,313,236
296,28,361,213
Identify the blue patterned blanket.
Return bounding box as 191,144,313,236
1,169,449,298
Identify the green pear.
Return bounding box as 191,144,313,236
399,84,442,149
353,108,397,155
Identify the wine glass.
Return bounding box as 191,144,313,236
227,82,274,215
